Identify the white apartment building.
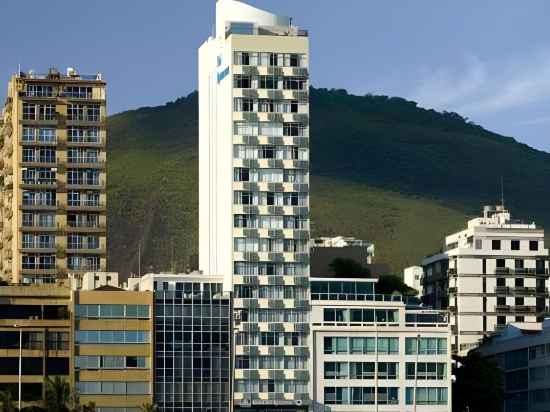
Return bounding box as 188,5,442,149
422,205,550,355
198,1,310,410
310,277,451,412
404,266,424,296
477,320,550,412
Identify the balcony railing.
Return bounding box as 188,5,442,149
67,136,102,145
22,199,56,207
514,306,537,313
495,267,542,275
21,242,55,250
67,115,105,123
67,200,102,208
67,222,103,229
494,286,537,295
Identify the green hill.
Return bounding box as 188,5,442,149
106,88,550,276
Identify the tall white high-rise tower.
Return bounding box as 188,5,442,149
199,0,311,410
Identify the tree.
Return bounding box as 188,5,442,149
140,403,158,412
375,275,417,296
329,258,370,277
44,376,71,412
453,351,504,412
0,390,15,412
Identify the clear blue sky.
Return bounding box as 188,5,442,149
2,0,550,151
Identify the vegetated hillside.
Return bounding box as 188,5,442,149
107,88,550,277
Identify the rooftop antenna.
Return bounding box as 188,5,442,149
500,176,505,209
138,242,141,276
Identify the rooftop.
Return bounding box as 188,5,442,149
16,67,104,82
216,0,307,38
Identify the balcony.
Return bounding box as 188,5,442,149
66,222,106,233
20,137,58,146
513,305,537,314
65,201,106,212
66,115,106,126
20,157,58,167
19,224,57,233
495,305,510,312
20,243,56,253
21,116,58,126
20,200,57,211
67,159,106,169
21,180,57,190
66,246,106,255
66,137,104,147
66,179,105,190
495,267,543,276
67,264,103,273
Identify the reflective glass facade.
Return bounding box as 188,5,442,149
154,281,231,412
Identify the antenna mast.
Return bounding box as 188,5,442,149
500,176,505,208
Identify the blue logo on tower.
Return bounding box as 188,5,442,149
217,54,229,83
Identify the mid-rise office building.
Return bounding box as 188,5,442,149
477,320,550,412
422,206,550,354
128,273,232,412
310,277,451,411
0,284,71,409
1,68,107,285
72,286,154,412
199,0,310,409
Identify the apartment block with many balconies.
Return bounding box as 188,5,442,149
422,205,550,355
199,1,310,410
0,68,107,284
310,277,451,412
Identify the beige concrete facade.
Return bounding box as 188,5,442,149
72,288,154,411
0,68,107,285
0,284,72,408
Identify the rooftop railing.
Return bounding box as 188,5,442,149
311,292,403,302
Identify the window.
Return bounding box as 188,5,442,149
377,362,398,379
23,103,36,120
233,75,251,89
38,104,55,120
515,278,524,287
511,240,520,250
515,297,524,306
283,77,307,90
324,362,348,379
76,381,149,395
349,362,375,379
349,337,376,354
377,337,399,354
324,387,349,405
492,240,501,250
406,337,447,355
406,362,447,380
75,330,149,344
64,86,92,99
475,239,483,249
406,387,448,405
47,332,69,350
324,337,347,354
530,241,539,251
497,316,506,325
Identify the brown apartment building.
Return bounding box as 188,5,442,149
0,67,107,285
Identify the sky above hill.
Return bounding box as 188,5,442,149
1,0,549,151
